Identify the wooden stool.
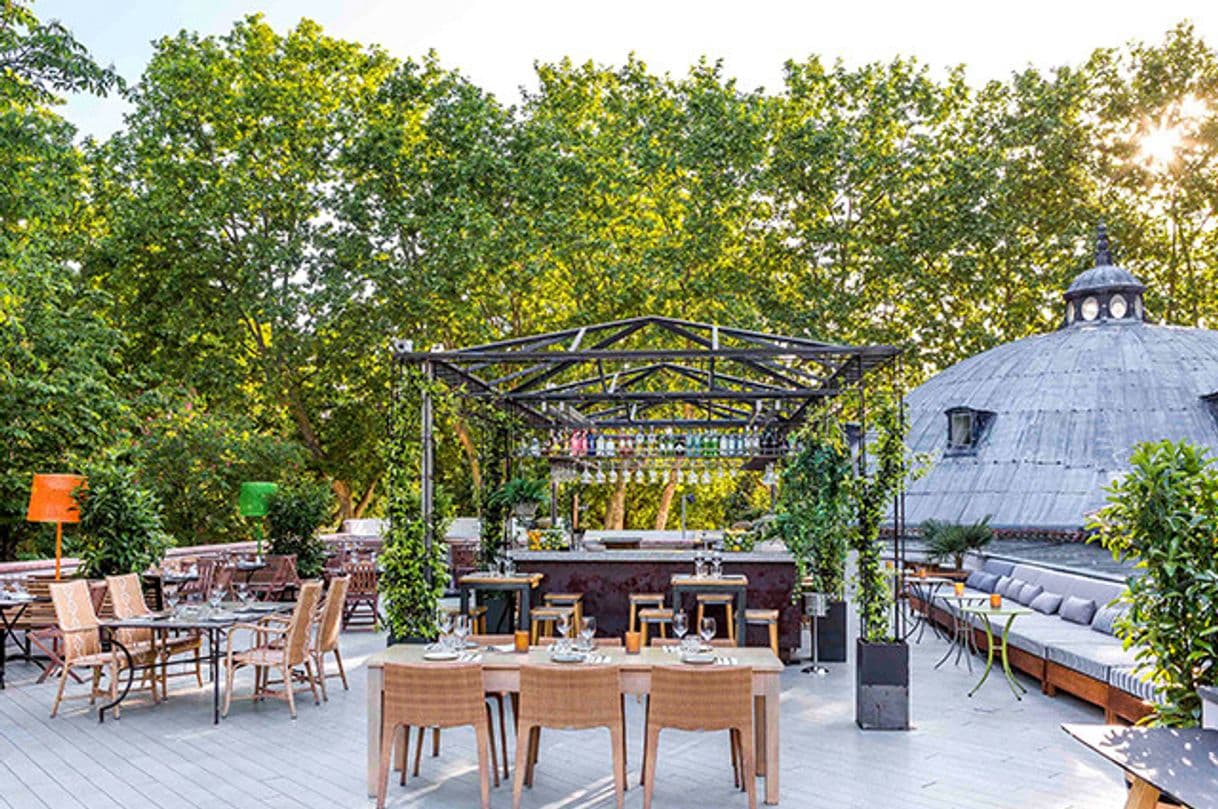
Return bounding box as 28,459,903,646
628,593,665,633
529,606,576,644
696,594,736,643
445,604,488,634
638,607,673,645
543,593,584,628
745,608,780,657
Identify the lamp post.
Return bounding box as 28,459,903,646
27,474,86,580
238,482,278,558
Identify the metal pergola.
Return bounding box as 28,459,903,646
393,315,909,635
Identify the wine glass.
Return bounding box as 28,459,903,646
165,591,181,616
235,583,250,607
672,610,688,641
453,614,471,649
556,611,571,640
437,608,454,637
579,616,596,651
699,616,717,649
207,586,224,611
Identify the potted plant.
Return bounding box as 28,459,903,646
773,419,852,662
851,395,910,730
266,481,334,579
922,517,993,572
488,477,549,522
72,465,173,578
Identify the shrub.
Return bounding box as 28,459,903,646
73,465,173,578
1090,440,1218,726
266,481,334,578
923,517,993,570
487,477,549,509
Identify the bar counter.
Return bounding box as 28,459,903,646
508,548,800,658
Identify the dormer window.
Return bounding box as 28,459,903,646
945,407,995,455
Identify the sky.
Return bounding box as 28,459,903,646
35,0,1218,140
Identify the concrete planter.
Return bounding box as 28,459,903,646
855,638,910,730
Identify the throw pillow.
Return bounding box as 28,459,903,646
973,572,1000,593
1029,591,1063,615
1001,577,1026,598
1090,603,1126,636
1060,595,1097,625
1016,583,1043,605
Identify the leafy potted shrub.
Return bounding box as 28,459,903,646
721,527,756,553
851,396,910,730
73,465,173,578
266,481,334,579
922,517,993,571
1090,440,1218,726
773,419,852,662
487,477,549,521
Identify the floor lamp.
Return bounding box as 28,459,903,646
238,482,277,558
27,474,86,580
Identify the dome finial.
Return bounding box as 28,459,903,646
1096,222,1112,266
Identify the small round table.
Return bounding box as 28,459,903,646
962,604,1033,699
935,594,988,671
905,576,955,643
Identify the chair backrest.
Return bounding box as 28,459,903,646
649,637,735,648
470,634,515,646
518,664,621,730
106,574,152,647
346,562,377,596
317,576,349,652
49,580,102,663
382,663,486,729
647,666,752,732
211,564,234,597
594,637,624,647
284,580,323,666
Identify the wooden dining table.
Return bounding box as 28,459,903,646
366,643,784,804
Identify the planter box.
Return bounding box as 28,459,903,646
855,638,910,730
816,599,848,662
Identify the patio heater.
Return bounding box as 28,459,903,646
802,591,829,676
27,473,85,580
238,481,278,559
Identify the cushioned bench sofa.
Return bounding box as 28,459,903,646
923,558,1159,722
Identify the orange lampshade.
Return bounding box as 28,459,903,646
27,474,86,524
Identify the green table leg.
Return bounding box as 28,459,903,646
968,615,996,697
998,614,1027,698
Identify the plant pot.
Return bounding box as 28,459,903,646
816,599,849,662
855,638,909,730
512,502,540,521
386,633,430,646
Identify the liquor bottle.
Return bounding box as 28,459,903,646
719,432,729,457
674,432,686,457
587,431,598,457
529,436,541,457
603,434,616,457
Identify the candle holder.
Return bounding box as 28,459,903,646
624,631,641,654
989,593,1002,609
954,582,966,597
514,630,530,653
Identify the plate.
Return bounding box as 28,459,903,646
423,650,460,661
549,651,586,664
681,652,716,665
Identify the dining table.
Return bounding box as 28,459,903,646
457,572,544,633
365,643,784,804
0,594,46,690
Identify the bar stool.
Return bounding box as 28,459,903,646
529,605,576,643
542,593,584,628
628,593,665,633
638,607,673,645
745,609,780,657
446,604,488,634
695,593,736,644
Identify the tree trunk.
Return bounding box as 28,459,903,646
332,479,354,523
453,418,482,495
606,475,628,529
654,467,678,530
354,475,380,519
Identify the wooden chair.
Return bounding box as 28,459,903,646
343,562,379,630
222,580,323,719
47,580,156,718
248,554,299,601
313,575,349,700
744,609,780,657
642,666,756,809
628,593,665,633
696,593,736,643
638,607,673,645
513,664,627,809
210,564,235,599
529,606,575,643
106,573,203,695
376,662,493,809
542,593,584,627
9,577,66,683
445,604,488,634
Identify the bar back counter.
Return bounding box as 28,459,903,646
507,547,802,658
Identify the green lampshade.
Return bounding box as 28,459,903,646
238,481,278,518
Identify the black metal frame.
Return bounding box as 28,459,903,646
393,315,909,637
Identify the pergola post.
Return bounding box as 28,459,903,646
421,358,435,584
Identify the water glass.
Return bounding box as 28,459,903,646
437,608,454,638
165,592,181,616
208,587,224,610
672,610,688,640
556,611,571,640
578,616,596,651
453,613,471,648
699,616,716,648
711,552,723,578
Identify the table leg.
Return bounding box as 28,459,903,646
735,587,747,648
968,616,996,697
933,615,957,669
519,586,531,633
998,615,1026,698
459,586,470,622
1124,777,1161,809
754,695,765,777
98,636,135,723
764,674,780,805
0,623,7,690
367,666,383,797
212,628,221,724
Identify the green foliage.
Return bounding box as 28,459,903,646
487,477,549,509
721,528,756,553
72,464,172,578
923,517,993,570
266,480,334,578
1089,440,1218,726
775,419,853,599
849,394,908,643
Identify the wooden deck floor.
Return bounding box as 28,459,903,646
1,624,1127,808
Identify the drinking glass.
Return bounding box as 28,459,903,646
454,614,471,649
208,587,224,611
579,616,596,651
672,610,688,640
699,616,717,648
165,592,180,615
711,552,723,578
437,609,454,638
235,583,250,607
556,611,571,640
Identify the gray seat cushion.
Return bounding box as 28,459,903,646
1108,665,1163,703
1029,591,1063,615
967,611,1094,656
1008,563,1124,609
1061,595,1098,625
1046,640,1139,681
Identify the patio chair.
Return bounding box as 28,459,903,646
106,573,203,693
248,554,299,601
513,664,627,809
342,562,379,630
375,662,494,809
9,577,65,682
47,580,157,718
641,666,756,809
313,575,350,700
222,580,323,719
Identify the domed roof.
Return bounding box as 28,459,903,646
1066,264,1146,296
903,227,1218,531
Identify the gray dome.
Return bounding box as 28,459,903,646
1066,264,1146,295
903,320,1218,531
